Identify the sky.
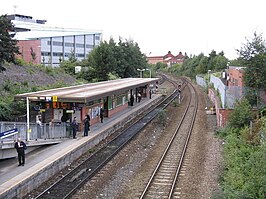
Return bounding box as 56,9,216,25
1,0,266,59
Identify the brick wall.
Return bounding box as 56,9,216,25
17,40,41,65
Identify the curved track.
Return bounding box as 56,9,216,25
139,77,198,199
35,76,183,199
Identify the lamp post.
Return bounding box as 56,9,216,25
208,70,211,80
137,68,145,78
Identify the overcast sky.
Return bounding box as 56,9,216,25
1,0,266,59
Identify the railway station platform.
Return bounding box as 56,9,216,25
0,94,163,199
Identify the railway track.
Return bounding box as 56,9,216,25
139,78,198,199
35,76,183,199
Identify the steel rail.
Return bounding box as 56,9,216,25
139,77,198,199
35,76,183,199
168,79,198,198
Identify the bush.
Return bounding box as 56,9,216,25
220,117,266,198
157,110,167,126
228,99,253,129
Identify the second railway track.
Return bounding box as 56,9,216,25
35,75,182,199
139,77,198,199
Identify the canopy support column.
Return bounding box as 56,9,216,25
26,97,30,141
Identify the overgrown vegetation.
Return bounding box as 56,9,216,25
0,65,78,121
217,99,266,199
157,110,167,126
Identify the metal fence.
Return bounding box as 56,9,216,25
196,75,207,88
0,122,69,142
196,75,266,109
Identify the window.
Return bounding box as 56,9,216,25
53,52,63,57
76,43,84,48
47,41,51,45
65,42,74,47
53,41,63,46
41,52,51,56
76,53,85,58
95,35,100,40
117,95,123,106
86,44,94,48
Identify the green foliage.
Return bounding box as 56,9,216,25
220,104,266,198
79,38,147,82
59,55,79,76
155,62,167,71
167,63,181,74
228,99,253,129
0,96,13,120
238,32,266,106
176,50,228,79
0,15,20,71
222,128,266,199
0,64,79,120
15,58,28,66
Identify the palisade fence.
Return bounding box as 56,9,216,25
196,75,247,108
0,122,69,142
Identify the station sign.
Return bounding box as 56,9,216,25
0,128,18,139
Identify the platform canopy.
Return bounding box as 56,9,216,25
15,78,160,103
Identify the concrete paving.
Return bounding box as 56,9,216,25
0,94,162,199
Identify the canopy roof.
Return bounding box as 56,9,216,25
15,78,159,103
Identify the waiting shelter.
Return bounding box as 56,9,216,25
14,78,159,141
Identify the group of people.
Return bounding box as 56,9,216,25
14,108,105,166
71,108,104,139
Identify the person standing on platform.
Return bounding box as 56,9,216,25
71,117,78,139
130,95,134,106
137,92,142,102
14,138,27,166
84,114,90,136
100,108,104,123
36,115,42,139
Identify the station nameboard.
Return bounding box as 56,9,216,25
0,128,18,139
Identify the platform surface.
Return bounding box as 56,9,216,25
0,94,161,198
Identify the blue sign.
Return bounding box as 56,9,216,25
0,128,18,139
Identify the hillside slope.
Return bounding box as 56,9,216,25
0,64,77,88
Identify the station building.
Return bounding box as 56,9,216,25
8,14,102,67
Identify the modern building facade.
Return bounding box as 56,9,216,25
9,14,102,67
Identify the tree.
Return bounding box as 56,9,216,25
80,37,147,82
0,15,20,71
116,38,147,78
238,32,266,106
60,49,79,76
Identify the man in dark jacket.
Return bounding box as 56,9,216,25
14,138,27,166
71,117,78,139
84,114,90,136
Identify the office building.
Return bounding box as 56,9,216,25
8,14,102,67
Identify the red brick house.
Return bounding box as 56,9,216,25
147,51,185,66
227,66,245,87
